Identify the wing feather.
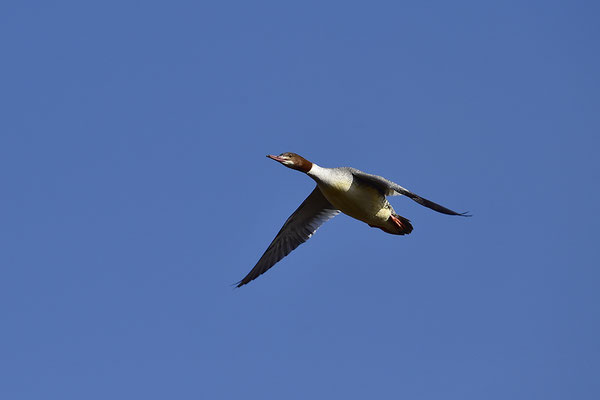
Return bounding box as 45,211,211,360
236,187,340,287
348,168,471,217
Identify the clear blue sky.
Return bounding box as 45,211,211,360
1,1,599,399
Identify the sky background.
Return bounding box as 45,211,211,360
1,1,599,399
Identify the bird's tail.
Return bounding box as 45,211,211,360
387,214,413,235
371,214,413,235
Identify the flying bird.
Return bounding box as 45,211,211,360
237,153,470,287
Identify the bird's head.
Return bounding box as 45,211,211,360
267,152,313,173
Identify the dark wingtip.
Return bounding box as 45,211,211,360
459,211,472,217
235,276,254,288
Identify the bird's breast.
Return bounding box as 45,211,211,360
318,180,391,224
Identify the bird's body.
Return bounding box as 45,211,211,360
308,165,396,232
237,153,469,287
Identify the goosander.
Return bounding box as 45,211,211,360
237,153,469,287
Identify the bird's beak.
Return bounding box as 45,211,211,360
267,154,286,163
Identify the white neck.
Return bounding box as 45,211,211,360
307,163,322,177
307,163,338,184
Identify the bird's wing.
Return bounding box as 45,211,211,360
348,168,471,217
237,187,340,287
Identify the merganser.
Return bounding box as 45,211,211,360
237,153,470,287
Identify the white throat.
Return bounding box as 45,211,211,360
307,163,346,187
307,163,324,179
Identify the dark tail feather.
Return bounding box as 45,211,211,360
392,214,413,235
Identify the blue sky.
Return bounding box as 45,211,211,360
1,1,599,399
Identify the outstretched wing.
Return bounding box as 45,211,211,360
237,187,340,287
349,168,471,217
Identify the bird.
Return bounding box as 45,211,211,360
237,152,470,287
